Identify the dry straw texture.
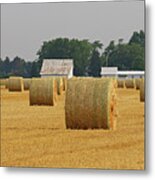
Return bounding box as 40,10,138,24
117,79,125,88
29,78,57,106
23,78,32,90
8,77,23,91
140,79,145,102
125,79,135,88
65,78,117,130
62,77,67,91
0,79,8,88
135,78,141,90
56,77,63,95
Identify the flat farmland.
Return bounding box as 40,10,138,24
0,87,144,169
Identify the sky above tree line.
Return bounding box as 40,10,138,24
1,0,144,61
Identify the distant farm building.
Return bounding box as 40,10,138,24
100,67,145,79
100,67,118,77
40,59,73,79
117,71,145,79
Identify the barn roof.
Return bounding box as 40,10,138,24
40,59,73,75
101,67,145,76
117,71,145,75
101,67,118,75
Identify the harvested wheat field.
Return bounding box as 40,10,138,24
0,87,144,170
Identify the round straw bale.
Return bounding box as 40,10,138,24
29,78,57,106
135,78,141,90
56,77,63,95
23,78,32,90
65,78,117,130
0,79,8,88
0,79,5,86
5,79,9,89
125,79,135,88
117,79,125,88
8,77,23,91
140,79,145,102
62,76,67,91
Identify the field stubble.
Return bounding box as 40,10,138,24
0,86,144,169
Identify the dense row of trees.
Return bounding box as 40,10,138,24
0,30,145,78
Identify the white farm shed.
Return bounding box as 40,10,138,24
117,71,145,79
40,59,73,79
100,67,118,77
100,67,145,79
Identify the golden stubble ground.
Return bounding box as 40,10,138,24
0,86,144,169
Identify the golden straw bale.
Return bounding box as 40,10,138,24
0,79,8,88
125,79,135,88
5,79,9,89
135,78,141,90
117,79,125,88
65,78,117,130
29,78,57,106
62,76,67,91
55,77,63,95
8,77,23,91
140,79,145,102
0,79,6,86
23,78,32,90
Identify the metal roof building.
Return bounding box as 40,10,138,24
117,71,145,79
40,59,73,79
100,67,145,79
100,67,118,77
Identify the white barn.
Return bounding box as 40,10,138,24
100,67,145,79
117,71,145,79
100,67,118,77
40,59,73,79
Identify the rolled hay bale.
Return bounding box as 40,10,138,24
55,77,63,95
62,76,67,91
5,79,9,89
125,79,135,88
117,79,125,88
135,78,141,90
29,78,57,106
65,78,117,130
0,79,6,86
8,77,23,91
23,78,31,90
0,79,8,88
140,79,145,102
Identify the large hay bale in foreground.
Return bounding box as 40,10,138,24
125,79,135,88
140,79,145,102
29,78,57,106
135,78,141,90
55,77,63,95
23,78,31,90
117,79,125,88
8,77,23,91
65,78,117,130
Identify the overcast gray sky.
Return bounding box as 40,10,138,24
1,0,144,61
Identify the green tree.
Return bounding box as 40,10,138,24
108,43,144,70
104,40,115,66
88,50,101,77
129,30,145,47
37,38,93,76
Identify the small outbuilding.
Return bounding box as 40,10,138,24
100,67,118,77
40,59,73,79
117,71,145,79
100,67,145,79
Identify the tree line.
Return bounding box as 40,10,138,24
0,30,145,78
